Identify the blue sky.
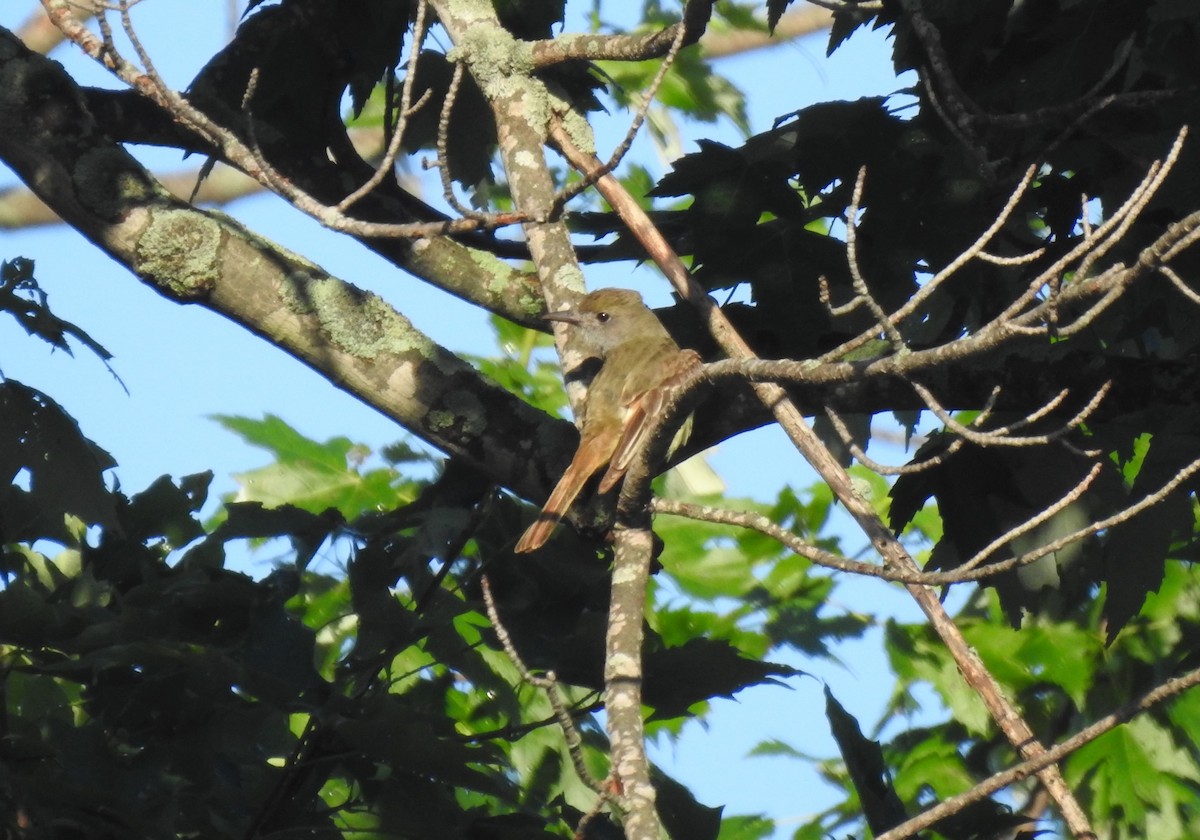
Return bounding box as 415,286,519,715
0,3,935,833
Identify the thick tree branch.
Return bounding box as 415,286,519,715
35,0,552,328
76,84,549,326
1,161,262,229
0,26,571,508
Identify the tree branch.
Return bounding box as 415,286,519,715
0,26,571,509
878,666,1200,840
550,127,1097,836
428,3,665,835
527,1,714,66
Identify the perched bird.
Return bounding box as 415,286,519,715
515,288,702,553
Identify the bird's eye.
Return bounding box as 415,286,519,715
596,311,611,323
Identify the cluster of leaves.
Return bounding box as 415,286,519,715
566,2,1200,833
7,253,1198,837
0,266,836,838
8,0,1200,837
887,569,1200,834
582,0,1200,662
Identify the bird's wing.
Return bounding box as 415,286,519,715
600,348,702,492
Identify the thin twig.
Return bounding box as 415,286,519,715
44,0,528,239
955,463,1102,574
553,0,694,208
823,406,963,476
820,164,1038,364
910,380,1108,452
837,167,907,347
992,129,1186,336
430,59,492,221
651,496,1096,586
338,0,431,212
989,457,1200,576
1159,265,1200,306
806,0,884,11
479,576,607,798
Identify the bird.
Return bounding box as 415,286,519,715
514,288,702,553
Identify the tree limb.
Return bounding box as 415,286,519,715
0,26,571,509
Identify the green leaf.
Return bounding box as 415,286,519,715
1067,718,1186,824
662,544,758,599
716,813,775,840
886,622,991,735
891,730,973,801
214,414,407,517
599,48,748,133
964,620,1100,707
1102,430,1199,639
214,413,353,465
747,738,810,760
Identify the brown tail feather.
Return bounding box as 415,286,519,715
513,467,590,553
514,427,619,553
513,516,557,554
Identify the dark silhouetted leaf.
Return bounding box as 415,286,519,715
825,686,908,833
644,639,800,719
0,381,117,542
767,0,795,32
653,765,723,840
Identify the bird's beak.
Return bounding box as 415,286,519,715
543,309,583,326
